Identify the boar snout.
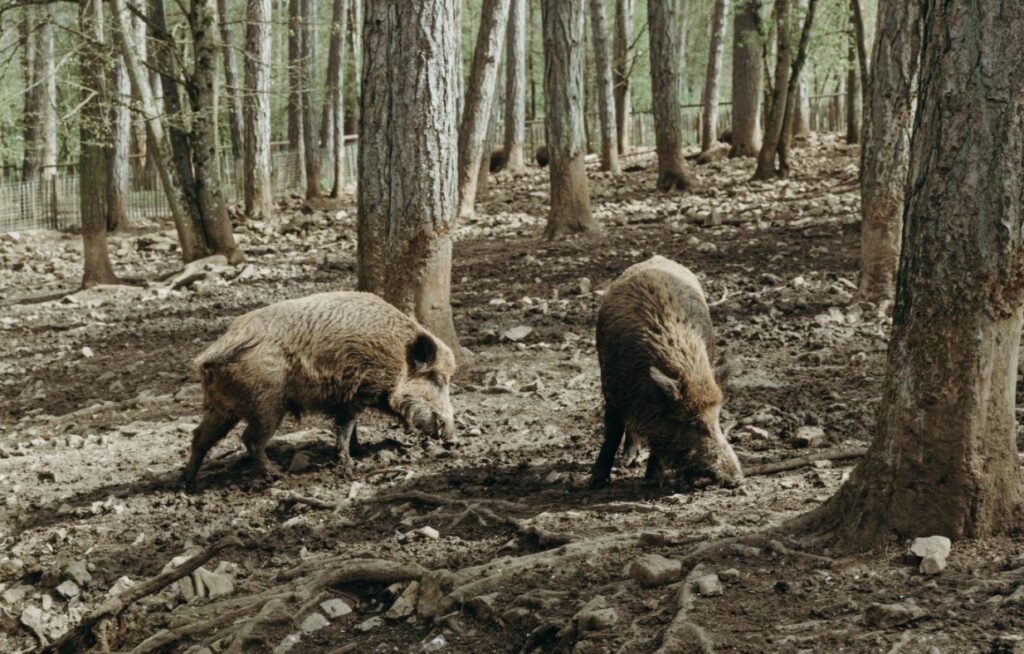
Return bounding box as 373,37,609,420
707,422,744,487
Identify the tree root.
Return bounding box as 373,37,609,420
43,533,244,654
745,447,867,476
656,563,715,654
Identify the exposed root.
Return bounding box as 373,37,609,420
745,447,867,476
44,534,244,654
656,563,715,654
271,489,342,511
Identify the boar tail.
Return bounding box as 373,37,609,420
195,336,258,377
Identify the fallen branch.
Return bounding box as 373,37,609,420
745,447,867,476
44,533,243,654
271,489,341,511
656,563,715,654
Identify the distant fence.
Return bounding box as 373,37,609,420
0,94,847,234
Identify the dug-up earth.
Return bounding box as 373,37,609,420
3,135,1024,654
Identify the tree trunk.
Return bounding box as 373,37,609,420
79,0,118,288
774,0,816,177
217,0,245,161
131,13,148,181
326,0,349,196
21,7,38,182
457,0,512,219
243,0,273,219
358,0,463,360
107,47,131,231
588,0,620,173
854,0,920,306
300,0,320,198
648,0,696,191
112,0,198,260
36,8,56,182
288,0,306,190
729,0,762,157
612,0,633,155
850,0,869,96
476,93,502,200
797,0,1024,551
188,0,243,261
541,0,597,237
753,0,791,179
344,0,362,135
845,28,860,144
700,0,730,152
788,0,810,140
503,0,527,173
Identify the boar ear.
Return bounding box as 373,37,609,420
650,367,681,401
408,333,438,372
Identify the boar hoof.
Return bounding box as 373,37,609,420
589,474,611,490
257,460,284,480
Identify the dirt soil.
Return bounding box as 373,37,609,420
3,136,1024,654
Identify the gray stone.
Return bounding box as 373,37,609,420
320,598,353,618
629,554,682,587
355,616,384,632
3,584,33,604
300,612,329,633
288,452,312,474
385,581,419,619
467,592,499,619
106,576,135,598
422,634,447,653
863,601,926,628
719,568,741,581
273,633,302,654
55,581,80,599
794,426,826,448
20,605,46,636
696,573,723,597
502,325,533,342
193,566,234,600
910,536,951,575
63,560,91,587
576,597,618,632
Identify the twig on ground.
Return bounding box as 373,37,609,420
44,534,243,654
745,447,867,476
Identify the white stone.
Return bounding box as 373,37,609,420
628,554,682,587
106,576,134,598
355,616,384,632
696,574,723,597
320,598,353,618
299,612,329,633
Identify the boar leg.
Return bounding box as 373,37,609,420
240,412,285,478
333,414,359,473
183,410,240,490
644,452,666,488
590,407,625,489
621,433,642,467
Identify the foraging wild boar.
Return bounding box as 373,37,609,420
490,146,507,173
590,256,742,489
183,292,456,490
535,144,549,168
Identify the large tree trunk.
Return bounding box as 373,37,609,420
130,13,148,181
729,0,762,157
457,0,512,219
358,0,463,360
217,0,245,161
326,0,349,197
36,8,56,182
753,0,791,179
503,0,527,173
107,48,131,231
854,1,919,307
188,0,243,261
612,0,633,155
845,29,861,144
21,7,38,183
112,0,198,260
588,0,620,173
774,0,816,177
797,0,1024,551
700,0,730,152
541,0,597,237
344,0,362,136
287,0,306,190
300,0,319,199
648,0,696,191
79,0,117,288
243,0,273,219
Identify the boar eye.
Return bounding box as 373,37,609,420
427,372,445,388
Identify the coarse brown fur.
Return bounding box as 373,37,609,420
183,292,456,490
591,256,742,489
489,146,507,173
535,144,549,168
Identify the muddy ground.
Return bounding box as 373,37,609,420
2,136,1024,654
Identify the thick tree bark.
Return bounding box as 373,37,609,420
457,0,512,219
130,13,148,180
700,0,730,152
588,0,620,173
107,48,131,231
287,0,306,190
854,0,920,306
358,0,463,360
845,30,861,144
112,0,197,260
503,0,527,173
850,0,869,95
648,0,696,192
753,0,791,179
21,7,38,182
300,0,319,198
774,0,816,176
344,0,362,136
729,0,762,157
243,0,273,218
612,0,633,155
788,0,810,140
217,0,245,161
36,8,56,182
326,0,348,197
798,0,1024,550
541,0,597,237
79,0,117,288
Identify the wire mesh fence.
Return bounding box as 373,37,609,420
0,95,845,235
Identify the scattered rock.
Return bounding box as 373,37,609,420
354,616,384,632
576,596,618,632
19,605,46,640
63,560,91,587
193,566,234,600
696,573,723,597
910,536,951,575
577,277,592,294
3,584,33,604
80,346,94,358
467,592,499,619
422,634,447,652
863,601,926,628
417,526,440,540
386,581,419,619
299,612,329,633
107,576,135,598
502,325,533,342
320,598,353,618
288,452,312,474
55,580,80,599
629,554,682,587
793,426,826,448
273,633,302,654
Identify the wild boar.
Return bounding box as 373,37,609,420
590,256,742,489
183,292,456,490
535,144,549,168
490,146,507,173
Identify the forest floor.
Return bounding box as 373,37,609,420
3,135,1024,654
